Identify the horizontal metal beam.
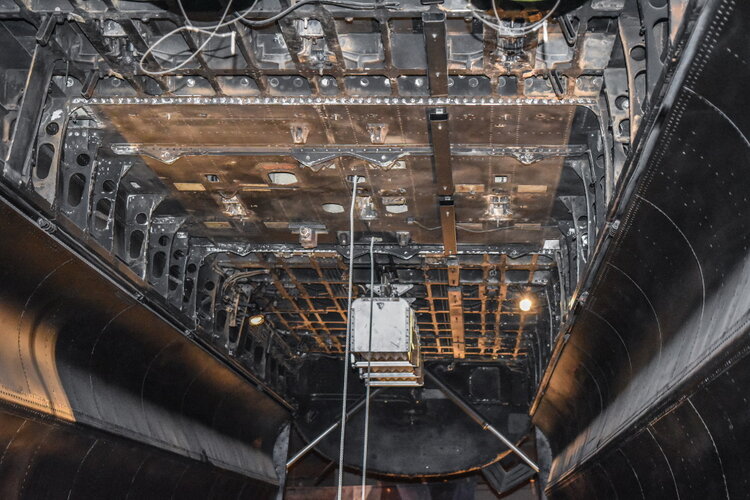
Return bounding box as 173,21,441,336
200,242,557,261
109,143,588,165
74,96,597,106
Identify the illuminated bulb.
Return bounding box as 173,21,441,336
519,298,533,312
248,314,265,327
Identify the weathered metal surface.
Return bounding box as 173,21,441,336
533,0,750,497
78,101,584,248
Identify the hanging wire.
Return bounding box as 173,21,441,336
360,237,376,499
410,220,518,233
237,0,398,28
139,0,395,76
336,176,360,500
139,0,239,76
468,0,561,37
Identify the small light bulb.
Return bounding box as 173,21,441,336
519,298,533,312
249,314,265,327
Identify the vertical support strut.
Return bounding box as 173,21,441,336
447,260,465,358
273,423,291,500
439,200,457,256
3,44,55,185
423,12,449,97
429,110,453,197
428,108,457,256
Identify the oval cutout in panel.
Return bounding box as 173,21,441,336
268,172,298,185
129,229,145,259
93,198,112,231
322,203,345,213
152,251,166,278
386,204,408,214
102,179,117,193
67,173,86,207
36,143,54,180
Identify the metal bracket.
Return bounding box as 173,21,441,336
35,14,60,46
293,148,412,168
550,70,565,99
367,123,389,144
289,223,328,249
81,69,100,99
558,14,577,47
290,124,310,144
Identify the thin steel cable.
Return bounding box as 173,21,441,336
360,237,376,498
336,176,359,500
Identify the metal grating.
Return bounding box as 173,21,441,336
229,251,554,360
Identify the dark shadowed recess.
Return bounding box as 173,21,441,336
0,402,278,500
0,196,289,492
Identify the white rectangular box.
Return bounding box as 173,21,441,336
350,297,423,386
351,297,414,354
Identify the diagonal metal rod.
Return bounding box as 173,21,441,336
286,388,382,470
424,370,540,473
